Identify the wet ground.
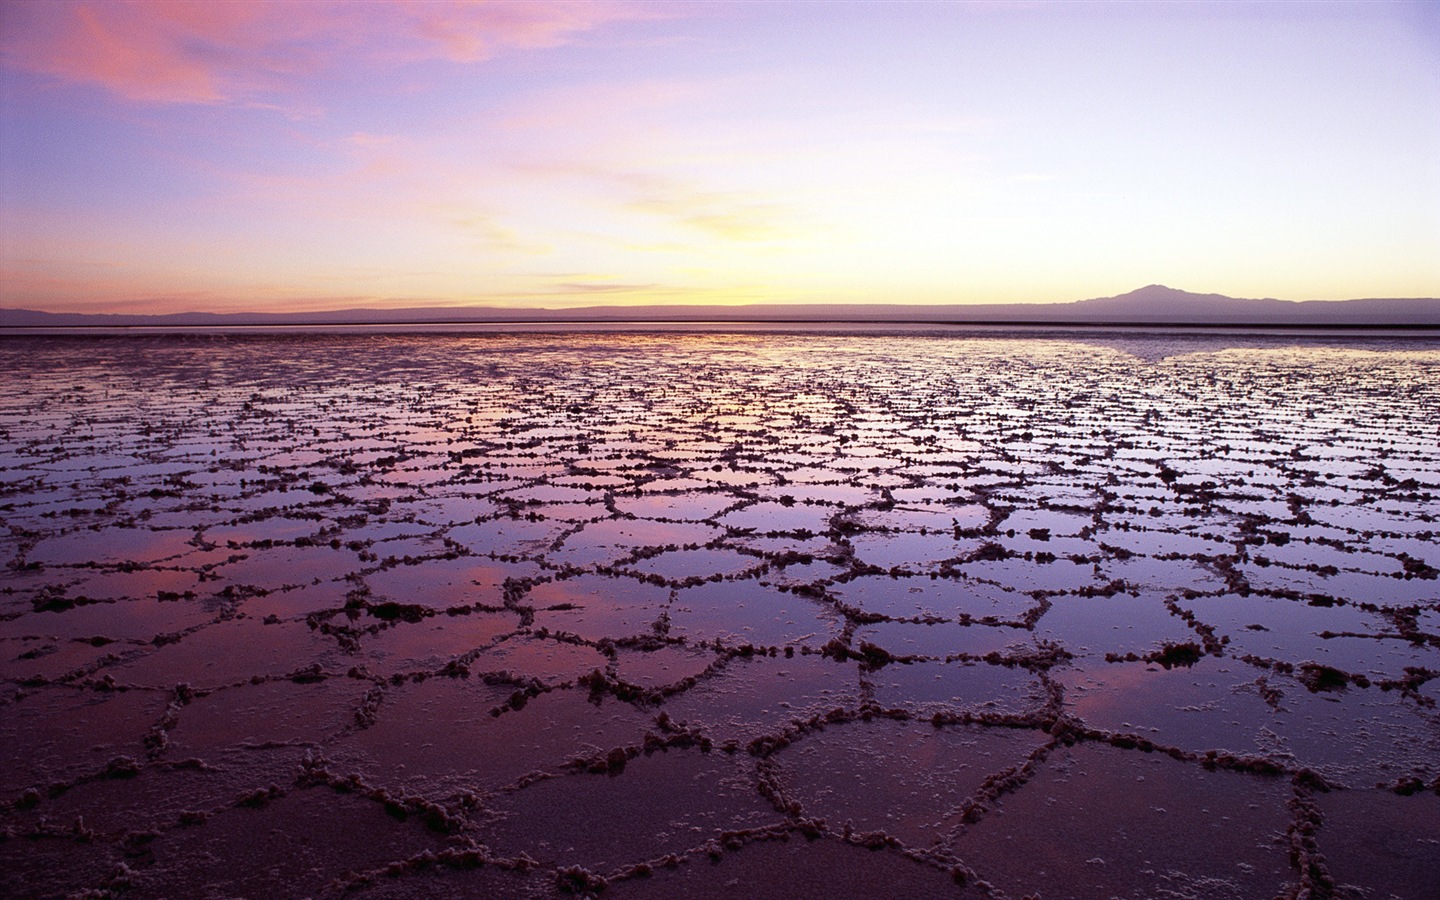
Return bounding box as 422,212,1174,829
1,329,1437,899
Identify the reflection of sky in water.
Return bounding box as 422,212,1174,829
0,331,1437,897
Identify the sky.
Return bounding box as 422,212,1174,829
1,0,1438,314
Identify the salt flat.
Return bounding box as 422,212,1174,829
1,329,1437,899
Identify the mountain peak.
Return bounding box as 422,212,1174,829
1076,284,1279,314
1108,284,1219,302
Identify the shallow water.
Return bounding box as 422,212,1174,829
1,330,1437,898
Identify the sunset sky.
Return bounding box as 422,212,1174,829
2,0,1437,314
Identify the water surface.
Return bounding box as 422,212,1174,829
1,330,1437,898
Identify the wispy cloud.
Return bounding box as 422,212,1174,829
400,0,654,63
0,0,651,105
3,1,328,104
436,209,553,256
514,158,797,243
628,193,792,242
553,281,657,294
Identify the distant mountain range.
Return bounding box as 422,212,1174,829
3,285,1438,328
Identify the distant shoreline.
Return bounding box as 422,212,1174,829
7,287,1439,330
4,319,1439,338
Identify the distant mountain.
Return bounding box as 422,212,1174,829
3,285,1438,327
1060,284,1439,325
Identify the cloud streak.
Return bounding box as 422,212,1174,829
0,0,650,105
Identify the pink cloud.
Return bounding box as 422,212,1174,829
399,0,651,63
0,0,652,104
1,1,321,104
